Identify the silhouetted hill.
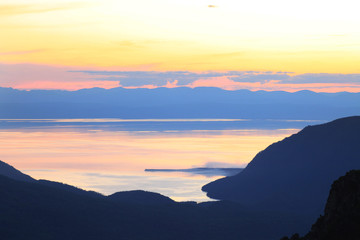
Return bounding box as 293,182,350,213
203,116,360,227
0,160,103,198
108,190,175,205
38,179,103,198
1,87,360,119
0,160,35,182
281,170,360,240
0,161,308,240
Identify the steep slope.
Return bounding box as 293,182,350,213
37,179,103,198
203,116,360,218
0,160,35,182
0,160,103,198
304,170,360,240
281,170,360,240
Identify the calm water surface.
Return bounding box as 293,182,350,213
0,118,322,201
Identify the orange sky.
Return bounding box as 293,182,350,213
1,0,360,91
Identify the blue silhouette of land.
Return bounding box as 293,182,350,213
1,87,360,120
203,116,360,219
1,116,360,240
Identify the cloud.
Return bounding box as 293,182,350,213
165,80,178,88
74,70,360,92
188,76,243,90
0,2,90,17
230,72,290,83
75,70,228,87
188,77,360,92
15,81,120,91
202,161,244,168
281,73,360,84
113,40,145,50
0,63,119,91
145,167,242,177
75,70,292,88
0,49,44,55
2,63,360,92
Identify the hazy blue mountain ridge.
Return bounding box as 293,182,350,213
1,87,360,119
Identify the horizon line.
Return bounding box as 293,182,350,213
1,86,359,94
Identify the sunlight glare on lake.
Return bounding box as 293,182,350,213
0,119,304,201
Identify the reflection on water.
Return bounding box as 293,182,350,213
0,119,319,201
1,118,249,123
22,170,221,202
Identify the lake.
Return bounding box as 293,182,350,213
0,118,322,201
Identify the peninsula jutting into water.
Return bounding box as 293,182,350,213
1,116,360,240
2,1,360,238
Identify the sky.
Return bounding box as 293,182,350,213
1,0,360,92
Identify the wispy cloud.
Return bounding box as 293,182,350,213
113,41,145,49
281,73,360,84
0,2,90,17
1,63,360,92
0,63,119,91
0,49,44,55
74,70,360,92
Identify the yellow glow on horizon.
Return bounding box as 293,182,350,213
1,0,360,73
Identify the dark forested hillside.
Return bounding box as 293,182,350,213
203,116,360,224
0,162,306,240
2,116,360,239
281,170,360,240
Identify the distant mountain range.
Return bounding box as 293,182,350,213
1,87,360,119
202,116,360,224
